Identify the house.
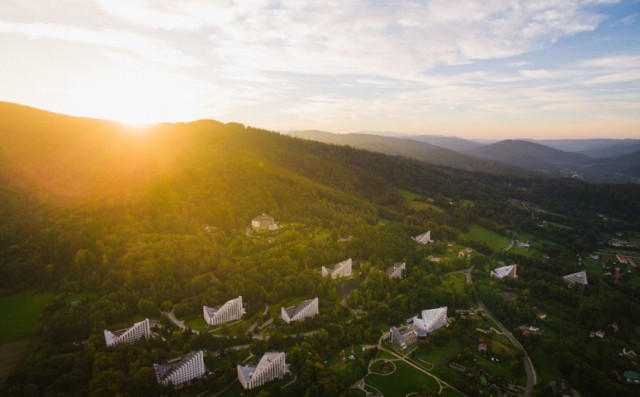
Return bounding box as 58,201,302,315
104,318,151,347
413,231,434,244
537,313,547,320
515,240,530,249
281,297,319,323
478,343,488,353
203,296,246,325
321,258,352,279
491,264,517,279
617,253,628,264
589,254,599,260
251,213,277,232
238,352,288,390
563,270,588,285
458,248,473,258
387,262,406,279
154,351,205,386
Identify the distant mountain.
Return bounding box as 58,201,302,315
465,139,640,183
531,139,640,158
290,130,527,176
356,131,484,152
465,140,591,175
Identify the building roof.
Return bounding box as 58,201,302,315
491,264,517,279
563,270,588,285
414,231,433,244
283,298,317,319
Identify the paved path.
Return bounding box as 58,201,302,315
478,303,537,397
163,307,200,334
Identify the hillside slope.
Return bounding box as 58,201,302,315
291,130,526,176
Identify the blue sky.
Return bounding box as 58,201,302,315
0,0,639,139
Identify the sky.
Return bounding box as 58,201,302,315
1,0,639,139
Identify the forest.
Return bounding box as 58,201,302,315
0,102,639,396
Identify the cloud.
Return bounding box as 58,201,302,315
0,20,203,67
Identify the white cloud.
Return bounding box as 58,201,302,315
0,20,203,67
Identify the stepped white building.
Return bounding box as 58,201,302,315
387,262,406,279
104,318,151,347
413,307,448,334
154,350,205,386
563,270,588,285
414,231,434,244
491,264,517,279
321,258,352,279
238,352,287,390
281,297,319,323
203,296,246,325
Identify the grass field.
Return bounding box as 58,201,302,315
0,338,35,382
367,360,440,396
418,339,465,365
397,189,443,212
465,225,510,252
442,274,466,294
0,290,53,343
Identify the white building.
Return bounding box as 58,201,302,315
563,270,588,285
203,296,246,325
413,307,448,334
104,318,151,347
387,262,406,279
321,258,352,279
389,325,420,349
491,264,517,279
414,231,434,244
281,297,319,323
238,352,287,390
251,213,277,232
154,350,205,386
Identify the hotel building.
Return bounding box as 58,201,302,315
238,352,287,390
491,264,517,279
104,318,151,347
203,296,246,325
321,258,352,279
154,350,205,386
281,297,319,323
413,307,448,334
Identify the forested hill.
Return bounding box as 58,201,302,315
1,101,640,293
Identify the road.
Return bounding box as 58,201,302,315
477,303,537,397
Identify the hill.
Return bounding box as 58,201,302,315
532,138,640,157
1,102,640,397
290,130,526,176
466,139,591,176
356,131,485,152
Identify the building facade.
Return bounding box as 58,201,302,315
104,318,151,347
281,297,319,323
321,258,352,279
413,307,448,334
387,262,406,279
203,296,246,325
237,352,287,390
251,213,276,232
154,350,205,386
491,264,517,279
390,325,418,349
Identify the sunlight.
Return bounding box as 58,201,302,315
61,67,206,125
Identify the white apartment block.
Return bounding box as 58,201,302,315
387,262,406,279
154,350,205,386
321,258,352,279
104,318,151,347
281,297,319,323
414,231,434,244
390,325,419,350
238,352,287,390
413,307,448,334
563,270,588,285
491,264,517,279
203,296,246,325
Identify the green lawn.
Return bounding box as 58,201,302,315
418,339,465,364
367,360,439,396
0,290,53,343
465,225,510,251
442,274,466,294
